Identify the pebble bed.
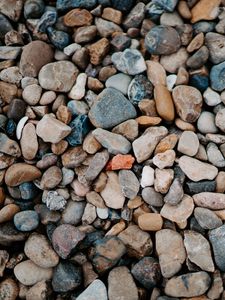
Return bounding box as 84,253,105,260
1,0,225,299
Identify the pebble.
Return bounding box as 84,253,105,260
145,25,181,55
38,61,78,92
106,154,135,171
172,85,203,122
131,257,161,289
0,278,18,300
7,99,26,121
69,73,87,100
154,84,175,121
197,111,218,134
166,74,177,91
0,133,21,157
77,280,107,300
108,266,138,300
154,168,174,194
185,180,216,194
66,115,90,146
0,46,21,60
193,192,225,210
184,230,215,272
179,156,218,182
111,49,146,75
24,0,45,19
164,178,184,205
142,187,164,207
203,87,221,106
64,8,93,27
207,142,225,168
88,38,109,65
119,170,139,199
210,61,225,92
128,75,153,105
62,200,85,225
14,210,39,232
56,0,97,11
155,133,178,154
0,66,22,85
209,224,225,271
138,213,163,231
160,47,189,73
191,0,221,23
194,207,222,230
177,131,199,156
95,17,122,37
0,204,20,224
20,123,38,160
112,120,138,142
141,166,154,188
89,88,136,129
216,108,225,132
105,73,131,95
146,61,166,87
165,271,211,297
102,8,122,24
153,149,176,169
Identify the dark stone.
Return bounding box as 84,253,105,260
189,75,209,92
52,262,82,292
152,0,178,12
56,0,97,11
46,223,57,242
14,200,34,211
190,217,206,235
6,119,16,136
210,61,225,92
128,75,153,105
0,115,7,130
186,46,209,69
36,10,57,33
13,210,39,232
185,180,216,195
123,2,145,29
111,0,136,12
111,35,131,52
193,21,216,35
0,222,27,246
66,115,91,146
131,257,161,289
19,182,39,200
98,0,111,6
194,207,222,230
145,2,164,20
79,230,104,249
209,224,225,271
0,14,13,40
24,0,45,19
46,27,70,50
7,99,26,121
34,204,61,225
7,186,21,199
175,24,193,46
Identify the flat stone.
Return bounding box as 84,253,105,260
207,142,225,168
40,166,62,190
161,194,194,223
0,82,18,103
76,280,107,300
105,73,132,95
141,166,154,188
0,222,27,246
204,87,221,106
155,133,178,154
62,201,85,225
0,66,22,85
209,224,225,271
153,149,176,169
177,131,199,156
102,7,122,24
156,229,186,278
112,120,138,142
165,272,211,297
88,38,109,65
0,133,20,157
64,8,93,26
89,88,137,129
108,266,138,300
21,123,38,160
62,146,87,168
119,170,139,199
146,61,166,87
179,156,218,182
38,61,78,92
7,99,26,122
184,230,215,272
193,192,225,210
85,150,109,181
142,187,164,207
56,0,97,11
14,260,53,286
123,2,145,29
36,114,71,143
132,126,168,163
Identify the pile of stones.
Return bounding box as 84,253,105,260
1,0,225,299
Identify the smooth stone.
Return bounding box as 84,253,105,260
207,142,225,168
216,108,225,132
160,47,189,74
21,77,38,89
119,170,139,199
62,146,87,168
0,222,27,246
89,88,137,129
177,131,199,156
145,25,180,55
7,99,26,121
105,73,132,95
154,168,174,194
185,180,216,195
138,213,163,231
24,0,45,18
193,192,225,209
189,74,209,92
123,2,145,29
38,61,78,92
111,49,146,75
22,84,42,106
14,260,52,286
52,261,82,292
0,204,20,224
66,115,90,146
164,178,184,205
132,126,168,163
203,87,221,106
21,123,38,160
165,272,211,297
172,85,203,122
92,128,131,155
62,201,85,225
20,182,38,200
69,73,87,100
108,266,138,300
64,8,93,27
194,207,222,229
152,0,178,12
166,74,177,91
67,100,89,116
209,224,225,271
186,46,209,69
131,257,161,289
111,0,135,12
112,120,138,142
56,0,97,11
184,230,215,272
210,61,225,92
0,66,22,85
76,280,107,300
191,0,221,23
142,187,164,207
146,60,166,87
0,133,20,157
0,46,21,60
14,211,39,232
153,149,176,169
156,229,186,278
95,17,122,37
20,41,54,77
141,166,154,188
179,156,218,182
197,111,218,134
0,14,13,39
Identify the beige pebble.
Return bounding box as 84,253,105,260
146,61,166,86
20,123,38,160
138,213,163,231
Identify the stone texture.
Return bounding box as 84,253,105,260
119,170,139,199
177,131,199,156
76,280,107,300
193,192,225,210
154,84,175,121
191,0,221,23
20,123,38,160
0,133,21,157
194,207,222,229
138,213,163,231
209,224,225,271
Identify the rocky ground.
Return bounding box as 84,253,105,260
1,0,225,299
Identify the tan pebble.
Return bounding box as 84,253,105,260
93,172,108,192
71,179,90,197
39,91,56,105
154,168,174,194
191,0,221,23
214,210,225,220
51,140,68,155
178,1,192,19
105,220,126,236
160,47,189,74
102,7,122,24
25,106,36,119
154,84,175,122
187,33,204,53
56,105,72,124
176,220,187,229
32,106,49,118
0,81,18,103
64,8,93,27
138,99,158,117
40,166,62,190
20,123,38,160
155,133,178,154
136,116,162,127
195,144,208,161
0,187,5,206
87,77,104,92
175,118,196,131
86,191,106,208
146,61,166,86
83,132,102,154
176,67,189,85
88,38,110,65
0,204,20,223
133,203,151,223
127,196,143,209
98,66,117,82
138,213,163,231
216,171,225,193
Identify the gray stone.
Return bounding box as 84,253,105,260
128,74,153,105
194,207,223,230
197,111,218,134
61,201,85,225
178,131,199,156
123,2,145,29
210,61,225,92
209,224,225,271
205,32,225,64
105,73,132,95
76,280,107,300
164,178,184,205
142,187,164,207
0,46,21,60
119,170,140,199
207,142,225,168
85,150,109,181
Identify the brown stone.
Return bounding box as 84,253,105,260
74,25,97,44
102,7,122,25
154,84,175,122
178,1,192,19
187,32,204,52
56,105,72,124
83,132,102,154
0,81,18,103
154,133,178,154
40,166,62,190
0,187,5,206
0,204,20,223
176,67,189,85
62,146,87,168
87,77,104,92
99,66,117,82
146,61,166,86
175,118,196,131
88,38,110,65
51,140,68,155
64,9,93,27
0,278,18,300
20,123,38,161
138,99,158,117
138,213,163,231
5,163,41,187
191,0,221,23
136,116,162,127
193,192,225,210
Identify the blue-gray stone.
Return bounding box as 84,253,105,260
56,0,97,11
0,14,13,40
209,224,225,271
98,0,111,6
111,0,135,12
145,2,164,20
88,88,137,129
152,0,178,12
14,210,39,232
210,61,225,92
24,0,45,19
67,100,89,116
128,75,153,105
46,27,70,50
36,10,57,33
15,200,34,211
193,22,216,35
189,75,209,92
66,115,90,146
185,180,216,195
6,119,16,136
0,114,7,130
19,182,39,200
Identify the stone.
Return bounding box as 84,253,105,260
141,166,154,188
155,133,178,154
26,281,51,300
5,163,41,187
56,0,97,11
160,47,189,73
82,203,96,224
106,73,132,95
112,120,138,141
177,131,199,156
193,192,225,210
145,25,181,55
106,154,135,171
108,267,138,300
154,85,175,121
14,211,39,232
118,225,152,258
88,38,109,65
76,280,107,300
36,114,71,143
89,88,136,129
0,250,9,276
118,170,139,199
36,10,57,33
43,191,67,211
197,111,218,134
7,99,26,121
207,142,225,168
0,46,21,60
142,187,163,207
191,0,221,23
0,14,13,40
204,87,221,106
128,75,153,105
194,207,222,230
92,129,131,155
100,171,125,209
161,194,194,223
165,272,211,297
24,0,45,18
160,11,183,26
47,27,70,50
138,213,163,231
95,17,122,37
210,61,225,92
62,201,85,225
207,270,223,300
0,278,18,300
146,61,166,87
132,126,168,163
69,73,87,100
186,46,209,69
0,133,20,157
111,49,146,75
0,82,18,103
74,25,97,43
0,66,22,85
62,146,87,168
216,108,225,132
52,224,86,259
172,85,203,122
40,166,62,190
19,41,54,77
24,233,59,268
38,61,78,92
68,100,89,117
64,8,93,26
66,115,90,146
187,32,204,53
209,224,225,271
164,178,184,205
154,168,174,194
20,123,38,160
184,230,215,272
179,156,218,182
216,171,225,193
0,204,20,224
153,149,176,169
185,181,216,195
131,257,161,289
205,33,225,64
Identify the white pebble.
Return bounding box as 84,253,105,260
166,74,177,91
203,87,221,106
141,166,155,188
63,43,81,56
130,39,140,49
69,73,87,100
54,49,69,61
16,116,29,140
96,207,109,219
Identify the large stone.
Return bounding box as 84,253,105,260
38,61,79,92
193,192,225,210
89,88,137,129
191,0,221,23
209,224,225,271
76,280,107,300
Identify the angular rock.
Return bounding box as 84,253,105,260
154,168,174,194
0,46,21,60
128,75,153,105
95,17,122,37
119,170,139,199
164,178,184,205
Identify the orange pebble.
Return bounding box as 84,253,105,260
106,154,135,171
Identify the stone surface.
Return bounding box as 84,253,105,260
154,84,175,122
14,211,39,232
177,131,199,156
193,192,225,210
194,207,222,230
191,0,221,23
197,111,218,134
141,166,154,188
85,150,109,181
119,170,139,199
20,123,38,160
76,280,107,300
209,224,225,271
210,61,225,92
128,75,153,105
153,149,176,169
106,73,132,95
0,133,21,157
146,61,166,86
154,168,174,194
138,213,163,231
216,108,225,132
0,278,18,300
